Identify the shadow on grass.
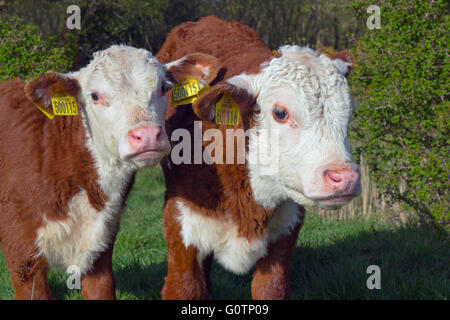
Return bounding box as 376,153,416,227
47,220,448,300
113,260,167,300
290,222,449,299
193,222,448,300
48,260,167,300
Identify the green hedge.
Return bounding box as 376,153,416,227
350,0,449,224
0,17,74,80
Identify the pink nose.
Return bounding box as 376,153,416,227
127,126,164,152
324,167,361,193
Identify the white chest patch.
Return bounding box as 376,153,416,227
176,199,302,275
35,189,122,274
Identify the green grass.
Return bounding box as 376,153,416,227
0,167,448,299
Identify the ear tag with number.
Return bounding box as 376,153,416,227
172,78,201,106
215,92,240,126
51,92,78,116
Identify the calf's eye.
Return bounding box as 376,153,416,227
89,90,107,105
91,92,99,101
273,107,289,122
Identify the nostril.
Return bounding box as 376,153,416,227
131,133,142,141
327,171,343,183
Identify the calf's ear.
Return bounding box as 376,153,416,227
165,53,222,86
192,79,256,123
331,50,353,77
24,72,81,113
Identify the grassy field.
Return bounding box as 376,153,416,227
0,167,448,300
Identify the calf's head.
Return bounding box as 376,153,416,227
25,45,175,168
192,46,361,210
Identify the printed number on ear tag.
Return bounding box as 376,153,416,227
51,93,78,116
172,78,200,106
215,93,240,126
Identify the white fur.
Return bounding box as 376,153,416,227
36,189,121,274
176,199,302,275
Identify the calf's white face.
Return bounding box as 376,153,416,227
193,46,361,210
243,46,360,209
74,45,171,168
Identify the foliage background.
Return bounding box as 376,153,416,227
0,16,74,79
349,0,449,223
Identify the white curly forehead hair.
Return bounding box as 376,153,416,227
76,45,166,97
254,45,352,96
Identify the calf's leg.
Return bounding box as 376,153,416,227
81,246,116,300
161,201,210,300
10,257,52,300
0,214,53,300
251,214,304,300
202,253,214,297
2,242,53,300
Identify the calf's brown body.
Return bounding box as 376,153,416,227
157,15,304,300
0,79,132,299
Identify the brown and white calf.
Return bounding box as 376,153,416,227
156,16,361,299
0,45,196,299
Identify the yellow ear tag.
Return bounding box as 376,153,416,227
172,78,201,106
51,92,78,116
215,92,240,126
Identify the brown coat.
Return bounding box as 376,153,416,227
0,77,129,299
156,16,305,300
